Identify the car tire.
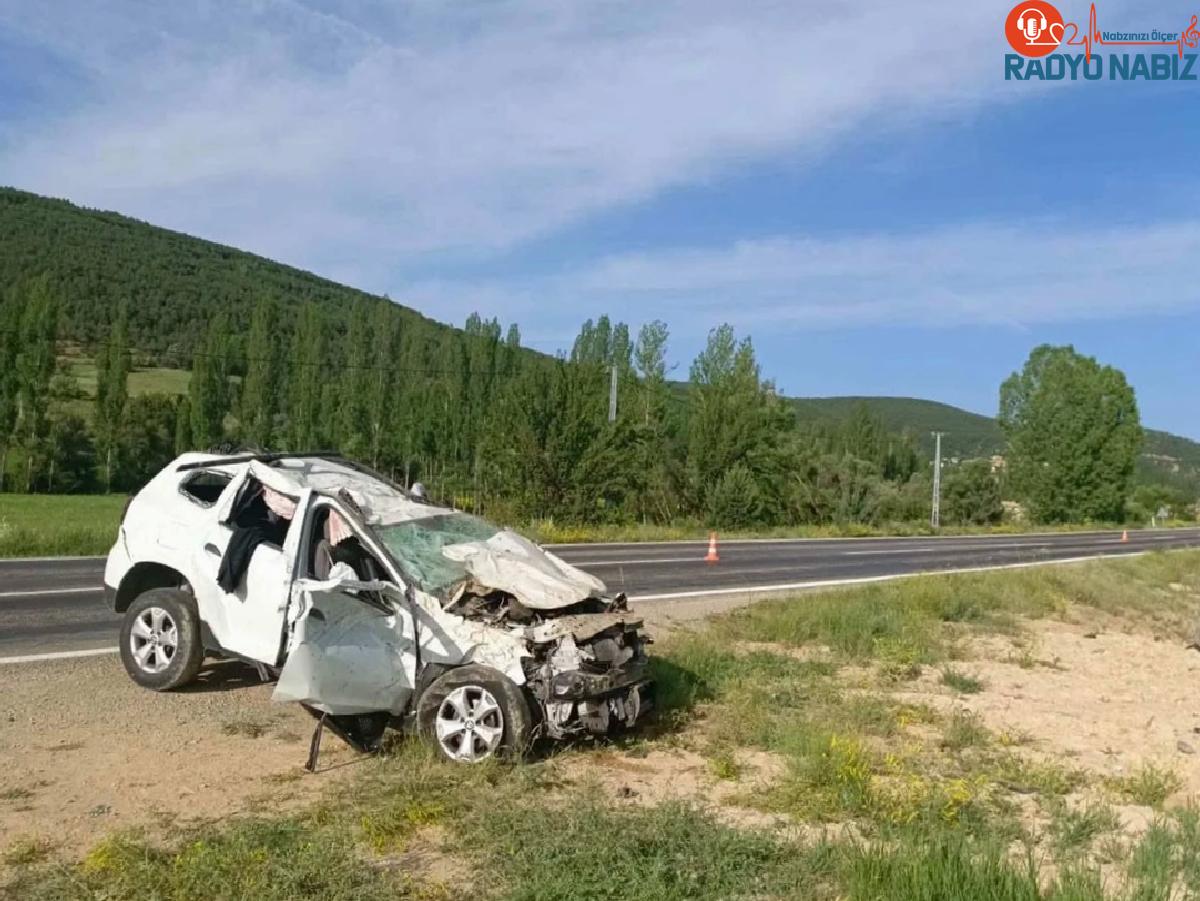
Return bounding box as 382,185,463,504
416,664,533,763
119,588,205,691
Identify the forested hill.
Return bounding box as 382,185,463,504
3,186,1198,490
0,186,531,365
791,397,1002,458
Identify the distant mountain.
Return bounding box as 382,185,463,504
788,395,1200,491
790,397,1002,458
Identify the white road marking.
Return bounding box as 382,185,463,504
628,551,1149,602
546,529,1197,549
0,555,107,563
837,540,1127,556
0,647,118,665
571,556,701,566
0,586,102,598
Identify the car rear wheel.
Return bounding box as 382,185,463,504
119,588,205,691
416,665,533,763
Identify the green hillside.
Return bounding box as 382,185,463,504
791,397,1002,458
0,186,504,365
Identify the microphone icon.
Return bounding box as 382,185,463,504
1018,8,1048,42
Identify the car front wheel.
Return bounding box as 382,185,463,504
416,665,533,763
119,588,205,691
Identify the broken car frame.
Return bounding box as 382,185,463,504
103,452,653,766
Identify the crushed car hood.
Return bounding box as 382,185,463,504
442,530,607,610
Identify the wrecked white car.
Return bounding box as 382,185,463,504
103,453,653,764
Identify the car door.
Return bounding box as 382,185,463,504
192,468,311,665
274,577,417,715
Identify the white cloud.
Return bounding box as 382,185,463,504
0,0,1012,279
398,220,1200,348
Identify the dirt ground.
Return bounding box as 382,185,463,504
0,655,362,854
6,593,1200,860
900,620,1200,796
0,597,733,857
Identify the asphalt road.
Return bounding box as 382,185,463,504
3,528,1200,660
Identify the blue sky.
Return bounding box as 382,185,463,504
1,0,1198,438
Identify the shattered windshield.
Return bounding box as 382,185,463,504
371,512,502,594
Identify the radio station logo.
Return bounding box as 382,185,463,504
1006,2,1065,57
1004,1,1200,80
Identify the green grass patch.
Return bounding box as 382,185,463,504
713,552,1200,663
64,357,190,401
994,754,1086,797
524,518,1186,545
842,833,1108,900
0,493,125,557
1,837,53,868
1104,764,1183,809
454,797,825,901
1123,806,1200,897
6,819,414,901
941,666,985,694
1049,801,1121,855
941,710,991,751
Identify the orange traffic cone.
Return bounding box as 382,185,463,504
1121,530,1129,543
705,532,720,564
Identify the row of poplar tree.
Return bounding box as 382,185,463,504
8,274,1156,527
0,277,1012,526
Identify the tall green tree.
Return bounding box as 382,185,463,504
288,303,325,450
333,304,371,456
365,303,401,468
174,395,193,455
44,414,96,493
999,344,1142,523
95,300,131,490
189,312,231,449
0,287,21,490
685,325,790,522
14,277,58,491
630,320,677,521
941,459,1004,525
118,395,182,490
239,297,280,448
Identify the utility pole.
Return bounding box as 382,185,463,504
931,431,945,529
608,363,618,423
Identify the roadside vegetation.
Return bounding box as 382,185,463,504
0,493,125,556
5,550,1200,899
1,193,1197,541
2,490,1193,558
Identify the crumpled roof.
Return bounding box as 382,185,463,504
252,458,452,524
240,458,607,608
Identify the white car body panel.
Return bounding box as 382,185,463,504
106,453,650,731
274,579,417,715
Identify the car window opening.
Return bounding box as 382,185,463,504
216,479,297,593
308,504,386,583
179,470,233,506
